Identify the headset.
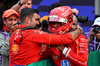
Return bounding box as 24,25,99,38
14,27,34,44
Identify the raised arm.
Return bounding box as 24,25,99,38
11,0,29,12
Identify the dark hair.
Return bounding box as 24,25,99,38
49,2,63,13
20,8,39,23
0,17,4,31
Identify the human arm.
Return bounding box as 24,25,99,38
10,25,82,46
11,0,29,12
32,27,82,45
57,35,88,66
72,8,79,15
87,28,94,43
70,25,83,41
10,22,19,33
0,33,10,56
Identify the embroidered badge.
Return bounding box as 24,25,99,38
11,43,19,54
61,60,70,66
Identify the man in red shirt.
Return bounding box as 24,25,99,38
9,8,83,66
48,6,88,66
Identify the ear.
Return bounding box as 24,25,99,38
3,20,6,25
25,17,30,23
30,5,32,8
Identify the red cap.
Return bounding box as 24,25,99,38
2,9,19,19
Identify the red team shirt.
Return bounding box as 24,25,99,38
9,25,74,65
49,34,88,66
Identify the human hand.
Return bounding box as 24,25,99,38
72,8,79,15
89,28,94,38
95,31,100,40
19,0,32,12
20,0,29,4
19,5,26,12
57,45,65,51
10,22,18,33
87,28,94,42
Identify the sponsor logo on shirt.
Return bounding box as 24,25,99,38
11,43,19,54
61,60,70,66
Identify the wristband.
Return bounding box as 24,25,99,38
77,26,83,32
62,47,71,58
18,1,22,6
62,47,68,55
65,49,71,57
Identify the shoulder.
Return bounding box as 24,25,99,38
10,29,21,39
78,34,87,39
75,34,88,43
0,31,6,37
26,29,48,34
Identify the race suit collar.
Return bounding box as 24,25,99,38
18,24,27,29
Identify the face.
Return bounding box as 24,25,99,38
3,14,18,30
29,13,40,28
49,22,65,28
23,0,32,8
19,0,32,12
93,25,100,40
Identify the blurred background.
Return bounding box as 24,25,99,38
0,0,99,32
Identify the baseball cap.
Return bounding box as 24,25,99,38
92,17,100,26
2,9,19,19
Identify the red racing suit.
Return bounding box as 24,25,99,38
49,34,88,66
9,25,74,65
39,44,51,60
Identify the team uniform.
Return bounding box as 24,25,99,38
49,34,88,66
48,6,88,66
9,24,74,65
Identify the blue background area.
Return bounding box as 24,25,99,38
32,0,94,32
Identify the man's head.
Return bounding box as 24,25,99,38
19,0,32,12
92,17,100,27
2,9,19,30
20,8,40,28
48,6,73,34
49,2,63,13
92,17,100,34
49,2,79,15
92,17,100,39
